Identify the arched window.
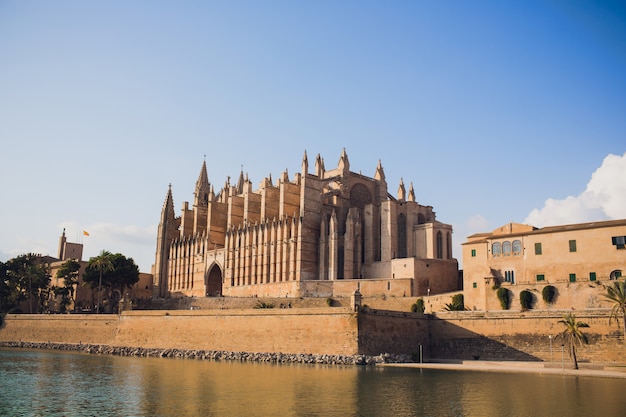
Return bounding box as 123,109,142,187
417,213,426,224
502,241,512,256
436,231,443,259
512,240,522,256
446,232,452,259
397,213,407,258
492,242,501,257
610,270,623,280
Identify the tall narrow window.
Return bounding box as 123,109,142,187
471,249,476,257
512,240,522,256
569,273,576,282
502,241,512,256
492,242,502,257
569,240,577,252
436,231,443,259
397,214,407,258
535,242,542,255
505,270,515,284
446,232,452,259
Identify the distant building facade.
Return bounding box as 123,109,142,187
47,229,153,312
462,219,626,310
153,150,460,299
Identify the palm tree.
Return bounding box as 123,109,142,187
90,250,114,314
602,280,626,338
557,313,589,370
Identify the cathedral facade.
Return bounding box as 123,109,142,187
153,150,459,299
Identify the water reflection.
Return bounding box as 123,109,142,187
0,348,623,417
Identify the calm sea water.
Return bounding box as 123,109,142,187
0,348,624,417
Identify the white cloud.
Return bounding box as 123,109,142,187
525,152,626,227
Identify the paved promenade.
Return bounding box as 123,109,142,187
382,360,626,379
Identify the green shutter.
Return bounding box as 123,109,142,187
535,242,542,255
590,272,596,281
569,273,576,282
536,274,545,282
471,249,476,257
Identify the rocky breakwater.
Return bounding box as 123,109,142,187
0,341,410,365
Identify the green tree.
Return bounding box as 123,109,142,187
83,252,139,313
4,254,51,313
557,313,589,370
602,280,626,338
84,250,114,313
54,259,81,313
0,260,15,314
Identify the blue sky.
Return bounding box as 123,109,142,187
1,1,625,272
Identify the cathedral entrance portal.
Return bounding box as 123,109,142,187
205,264,223,297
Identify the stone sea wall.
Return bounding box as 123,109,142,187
0,341,409,365
1,307,623,365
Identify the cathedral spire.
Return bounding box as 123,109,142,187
301,150,309,175
161,183,176,223
236,165,245,195
194,159,210,207
374,159,385,181
337,148,350,174
408,182,415,202
397,178,406,202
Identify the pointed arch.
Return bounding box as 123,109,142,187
205,262,223,297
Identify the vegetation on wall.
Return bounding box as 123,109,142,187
496,287,511,310
556,313,589,370
542,285,557,304
519,290,534,310
411,298,425,313
444,294,465,311
603,280,626,338
254,301,275,309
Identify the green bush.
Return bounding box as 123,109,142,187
443,294,465,311
542,285,557,304
411,298,425,313
254,301,274,309
452,294,464,308
496,287,511,310
326,298,334,307
519,290,534,310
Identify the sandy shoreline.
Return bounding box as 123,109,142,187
380,360,626,379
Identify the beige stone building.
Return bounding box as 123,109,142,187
153,150,460,299
462,219,626,311
47,230,153,312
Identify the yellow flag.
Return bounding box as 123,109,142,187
83,230,90,236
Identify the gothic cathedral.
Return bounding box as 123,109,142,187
153,150,459,299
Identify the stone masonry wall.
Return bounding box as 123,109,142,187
429,310,624,363
0,308,359,356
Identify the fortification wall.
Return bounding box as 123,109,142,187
429,310,624,363
1,308,622,365
358,310,429,356
0,309,359,356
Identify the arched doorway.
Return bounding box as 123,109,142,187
205,264,223,297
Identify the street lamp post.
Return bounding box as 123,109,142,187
549,335,553,362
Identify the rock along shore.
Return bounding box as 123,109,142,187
0,341,410,366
